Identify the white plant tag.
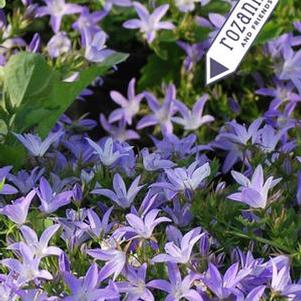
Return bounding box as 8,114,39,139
206,0,279,85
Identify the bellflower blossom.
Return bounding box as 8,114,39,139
8,224,62,259
86,137,126,167
117,264,154,301
148,263,202,301
177,41,205,71
213,118,263,173
84,30,115,63
63,263,119,301
0,166,18,195
103,0,132,13
36,0,83,33
87,246,127,281
172,94,214,131
0,190,36,225
47,32,71,58
37,177,73,214
1,242,53,285
137,84,178,134
277,48,301,95
152,162,211,200
202,262,251,300
109,78,144,125
152,227,203,264
100,114,140,142
175,0,201,12
72,7,105,46
141,148,176,171
228,165,282,209
123,2,175,44
92,173,143,208
122,209,171,239
14,131,63,157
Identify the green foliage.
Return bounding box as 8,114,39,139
0,51,128,166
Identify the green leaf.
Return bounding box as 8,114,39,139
4,52,128,138
0,0,5,8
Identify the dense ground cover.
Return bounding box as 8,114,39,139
0,0,301,300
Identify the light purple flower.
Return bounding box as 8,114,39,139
36,0,83,33
228,164,282,209
100,114,140,142
92,173,143,208
8,224,62,259
0,190,36,225
0,166,18,195
148,262,202,301
117,264,154,301
14,131,63,157
47,31,71,58
109,78,144,125
152,227,203,264
87,247,127,281
103,0,132,13
72,7,105,46
277,48,301,95
177,41,205,71
1,242,53,285
152,162,211,199
122,209,171,239
175,0,201,12
172,94,214,130
123,2,175,44
137,84,178,134
202,262,251,300
141,148,176,171
63,263,119,301
86,137,126,166
37,177,73,214
84,30,115,63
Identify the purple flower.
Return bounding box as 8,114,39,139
123,2,175,44
137,84,177,134
277,48,301,95
72,7,105,46
141,148,176,171
228,165,281,209
28,33,41,53
92,173,143,208
17,290,55,301
8,224,62,259
86,137,126,166
177,41,205,71
245,286,266,301
14,131,63,157
1,242,53,285
172,94,214,130
63,263,119,301
87,246,127,281
213,118,263,173
37,177,73,214
84,30,115,63
36,0,83,33
79,207,113,239
148,262,202,301
100,114,140,141
0,166,18,195
117,264,154,301
122,209,171,239
47,32,71,58
175,0,201,13
202,262,251,300
152,162,211,199
0,190,36,225
103,0,132,13
109,78,144,125
152,227,203,264
163,199,192,227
